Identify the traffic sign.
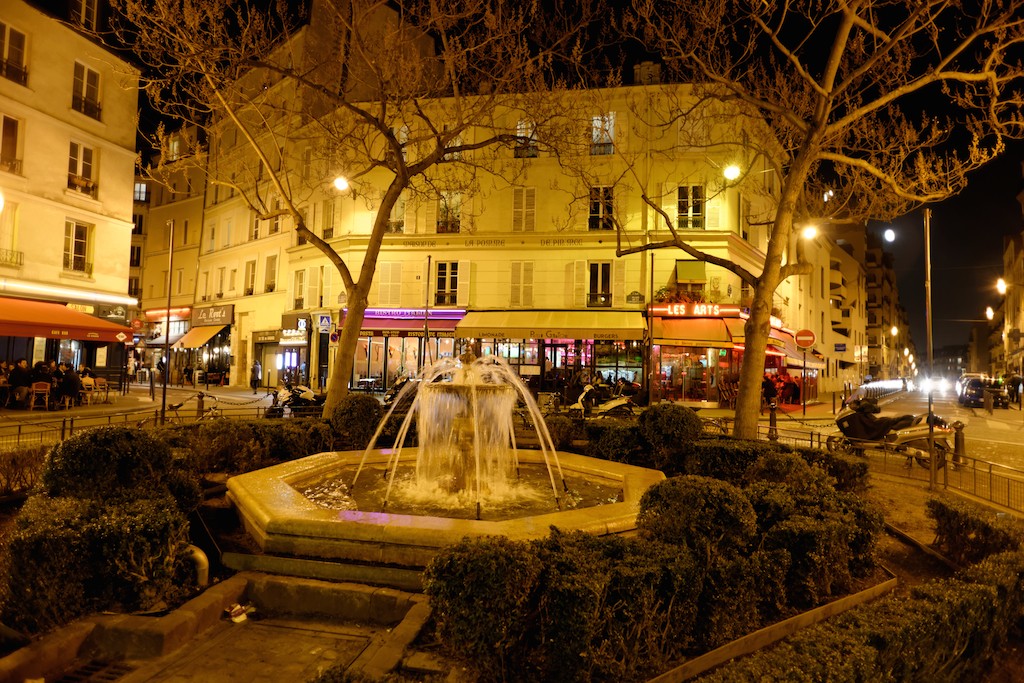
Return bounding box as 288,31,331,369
795,329,816,349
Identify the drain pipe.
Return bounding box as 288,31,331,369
188,544,210,587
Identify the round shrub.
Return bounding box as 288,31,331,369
542,414,575,450
744,451,836,497
329,393,386,449
638,403,703,467
637,475,756,561
41,426,173,500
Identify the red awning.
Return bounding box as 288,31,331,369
357,316,458,338
0,297,133,343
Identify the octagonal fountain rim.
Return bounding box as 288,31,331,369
226,449,666,568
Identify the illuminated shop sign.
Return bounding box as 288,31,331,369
649,303,743,317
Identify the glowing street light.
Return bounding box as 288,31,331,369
333,176,349,191
987,306,995,321
801,225,819,240
883,227,896,243
998,277,1008,295
722,164,741,181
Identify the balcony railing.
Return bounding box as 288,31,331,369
72,94,102,120
0,157,22,174
293,297,304,309
587,292,612,307
265,283,276,293
434,292,457,306
436,220,460,234
244,287,254,296
0,248,24,267
385,220,404,234
67,174,97,198
62,254,92,275
514,144,539,158
0,59,27,86
322,227,334,239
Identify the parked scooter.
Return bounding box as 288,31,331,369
826,397,960,468
568,383,637,418
264,383,326,418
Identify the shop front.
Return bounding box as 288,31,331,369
0,296,132,384
346,308,462,392
251,313,311,390
455,310,647,399
138,306,191,383
650,302,819,406
173,304,233,387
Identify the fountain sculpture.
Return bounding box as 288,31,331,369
227,354,664,570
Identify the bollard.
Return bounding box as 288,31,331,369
768,398,779,441
953,421,966,465
196,392,205,418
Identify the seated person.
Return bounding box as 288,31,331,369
8,358,31,407
58,363,82,405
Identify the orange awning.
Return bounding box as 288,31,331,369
0,297,132,343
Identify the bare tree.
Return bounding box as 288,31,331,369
107,0,607,413
621,0,1024,438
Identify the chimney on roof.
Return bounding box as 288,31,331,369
633,61,661,85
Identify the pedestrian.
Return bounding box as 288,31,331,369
761,373,778,414
126,355,137,383
250,360,262,394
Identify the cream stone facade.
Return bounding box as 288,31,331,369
0,0,137,368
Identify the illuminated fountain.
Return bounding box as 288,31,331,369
227,354,664,569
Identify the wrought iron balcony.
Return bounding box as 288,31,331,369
72,94,102,120
587,292,612,307
67,174,97,197
0,157,22,174
0,59,27,86
62,255,92,275
0,248,24,267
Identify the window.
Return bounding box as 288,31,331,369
131,214,143,235
301,148,312,180
182,219,189,244
71,0,98,31
0,115,21,173
435,261,459,305
72,63,101,120
512,187,536,232
293,269,305,309
0,23,28,86
249,212,260,241
269,199,281,234
437,192,461,234
588,262,612,307
442,125,462,161
591,113,615,155
216,267,225,297
127,276,140,297
206,223,216,252
677,185,704,229
589,186,614,231
378,262,402,306
63,220,91,274
385,193,405,233
514,120,538,158
296,209,308,245
199,271,208,300
511,261,534,307
322,198,335,238
228,268,237,293
244,260,256,295
133,182,149,202
67,142,96,195
176,269,184,295
129,245,141,267
221,218,231,248
265,255,277,293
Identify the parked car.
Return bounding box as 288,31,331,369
956,373,987,402
960,378,1009,408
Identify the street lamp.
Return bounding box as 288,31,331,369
333,176,349,191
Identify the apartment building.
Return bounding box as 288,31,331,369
0,0,136,371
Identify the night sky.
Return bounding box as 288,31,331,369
878,141,1024,352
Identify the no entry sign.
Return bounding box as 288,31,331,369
795,329,816,349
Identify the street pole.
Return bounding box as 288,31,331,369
161,220,175,426
802,348,807,417
925,209,936,490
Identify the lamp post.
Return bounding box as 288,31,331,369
924,209,936,491
160,220,175,425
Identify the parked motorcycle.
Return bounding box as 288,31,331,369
568,383,637,418
264,383,326,418
826,397,960,468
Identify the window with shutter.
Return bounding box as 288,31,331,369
512,187,536,232
511,261,534,307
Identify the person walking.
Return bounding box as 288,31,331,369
761,373,778,414
250,360,262,394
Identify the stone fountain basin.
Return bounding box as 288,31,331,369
227,450,666,569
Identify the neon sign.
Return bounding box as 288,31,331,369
649,303,743,317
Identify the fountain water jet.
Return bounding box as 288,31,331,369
353,353,566,519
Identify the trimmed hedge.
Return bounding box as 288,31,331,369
0,444,47,497
328,394,385,449
926,496,1024,566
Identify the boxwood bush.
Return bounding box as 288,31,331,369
926,497,1024,566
